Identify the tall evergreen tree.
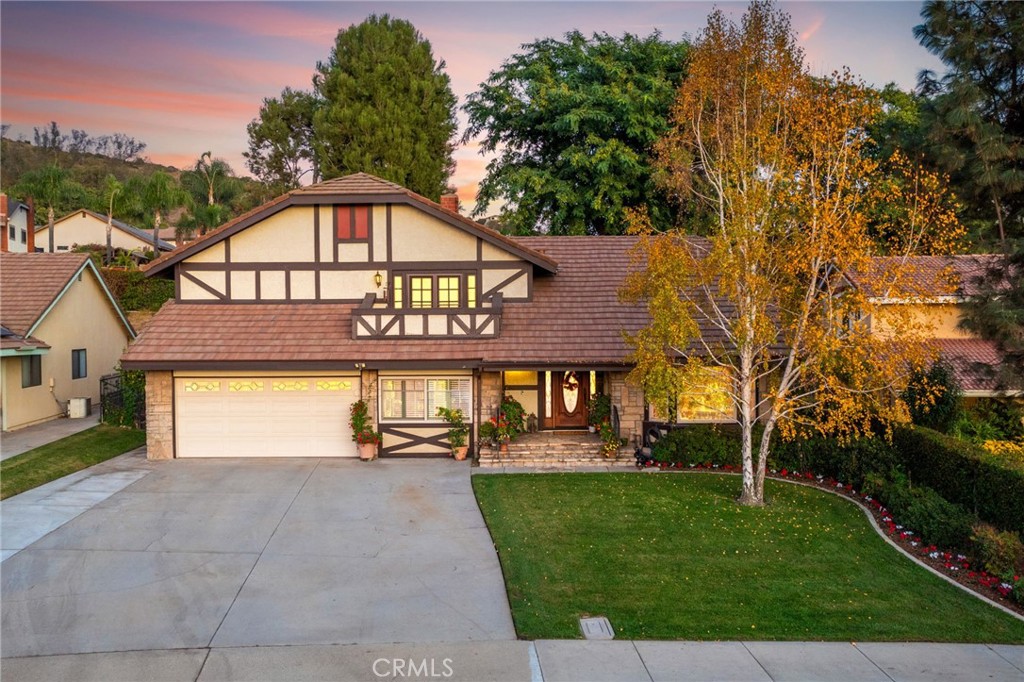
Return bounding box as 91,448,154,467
914,0,1024,248
463,31,689,235
244,87,320,191
312,15,457,200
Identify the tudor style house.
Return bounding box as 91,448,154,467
1,253,136,431
121,174,653,459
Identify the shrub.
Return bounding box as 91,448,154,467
101,268,175,311
901,359,963,433
892,426,1024,535
651,424,742,466
500,395,527,437
101,368,146,428
769,434,899,490
588,394,612,427
971,523,1024,576
873,473,975,550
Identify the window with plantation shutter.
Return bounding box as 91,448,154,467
380,376,473,422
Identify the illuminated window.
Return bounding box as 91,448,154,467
229,380,264,392
467,274,477,308
381,377,471,421
437,276,460,308
676,367,735,422
392,275,403,308
273,380,309,392
336,205,370,241
410,276,433,308
316,380,352,391
184,380,220,393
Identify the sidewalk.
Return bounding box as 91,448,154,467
0,413,101,461
1,640,1021,681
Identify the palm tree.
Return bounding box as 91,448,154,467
100,175,139,264
12,164,81,252
141,171,190,253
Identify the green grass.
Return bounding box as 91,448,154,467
1,425,146,499
473,472,1024,642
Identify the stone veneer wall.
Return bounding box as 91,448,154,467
607,370,645,446
146,370,173,460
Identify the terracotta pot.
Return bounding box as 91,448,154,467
499,439,510,454
452,445,469,461
359,442,378,461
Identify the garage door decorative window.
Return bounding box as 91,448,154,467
316,380,353,391
229,380,264,392
273,380,309,392
184,380,220,392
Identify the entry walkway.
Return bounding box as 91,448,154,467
1,639,1021,681
0,413,100,461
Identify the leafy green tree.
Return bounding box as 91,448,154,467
12,164,87,251
463,31,689,235
914,0,1024,248
312,14,458,199
245,87,320,190
141,171,190,252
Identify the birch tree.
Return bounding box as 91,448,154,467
622,1,964,506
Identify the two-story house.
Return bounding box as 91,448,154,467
121,174,653,459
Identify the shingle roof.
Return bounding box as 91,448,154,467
0,253,90,335
936,338,1022,394
50,209,175,251
851,254,1008,299
142,173,558,275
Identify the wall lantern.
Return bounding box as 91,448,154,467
374,271,383,288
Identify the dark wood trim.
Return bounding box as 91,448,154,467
476,238,482,261
313,204,321,264
171,372,177,458
285,270,291,300
223,240,232,299
180,270,226,300
386,204,393,262
179,260,527,272
174,264,181,302
224,238,231,263
145,193,557,278
367,205,374,262
255,270,261,300
482,267,528,300
380,424,450,456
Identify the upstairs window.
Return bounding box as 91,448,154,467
336,205,370,242
398,273,476,309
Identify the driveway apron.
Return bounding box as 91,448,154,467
0,458,515,658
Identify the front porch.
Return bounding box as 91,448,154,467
477,430,634,468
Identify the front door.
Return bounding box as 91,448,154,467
551,370,588,428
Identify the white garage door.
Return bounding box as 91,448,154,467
174,376,359,458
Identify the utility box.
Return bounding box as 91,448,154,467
69,397,92,419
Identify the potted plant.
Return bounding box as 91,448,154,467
349,400,381,461
437,406,470,460
479,418,498,447
598,420,623,458
589,394,612,433
494,418,516,453
499,395,527,437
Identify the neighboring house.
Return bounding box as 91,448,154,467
860,254,1021,401
158,227,178,248
1,194,37,253
121,173,659,459
1,253,136,431
36,209,175,254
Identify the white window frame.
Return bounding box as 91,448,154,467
379,376,473,423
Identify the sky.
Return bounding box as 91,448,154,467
1,1,944,207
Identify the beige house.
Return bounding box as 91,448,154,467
37,209,174,255
1,253,135,431
122,173,657,459
864,255,1020,400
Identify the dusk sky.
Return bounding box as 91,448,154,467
1,2,944,207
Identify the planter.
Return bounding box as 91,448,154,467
452,445,469,461
588,425,596,433
499,439,510,454
359,442,378,461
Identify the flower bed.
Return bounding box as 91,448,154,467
636,458,1024,616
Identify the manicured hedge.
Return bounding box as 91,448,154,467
651,424,743,467
866,473,976,550
892,426,1024,535
769,434,900,490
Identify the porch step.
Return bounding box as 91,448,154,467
477,431,635,468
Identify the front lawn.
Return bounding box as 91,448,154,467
472,472,1024,642
1,425,146,499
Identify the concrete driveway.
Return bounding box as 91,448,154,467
1,458,515,658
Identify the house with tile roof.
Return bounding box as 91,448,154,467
1,194,36,254
121,173,668,459
1,253,136,431
36,208,175,255
855,254,1021,400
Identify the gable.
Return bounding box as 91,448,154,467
43,210,173,252
175,199,536,304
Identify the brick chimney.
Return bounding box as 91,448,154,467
1,193,8,253
440,193,459,214
25,197,35,253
